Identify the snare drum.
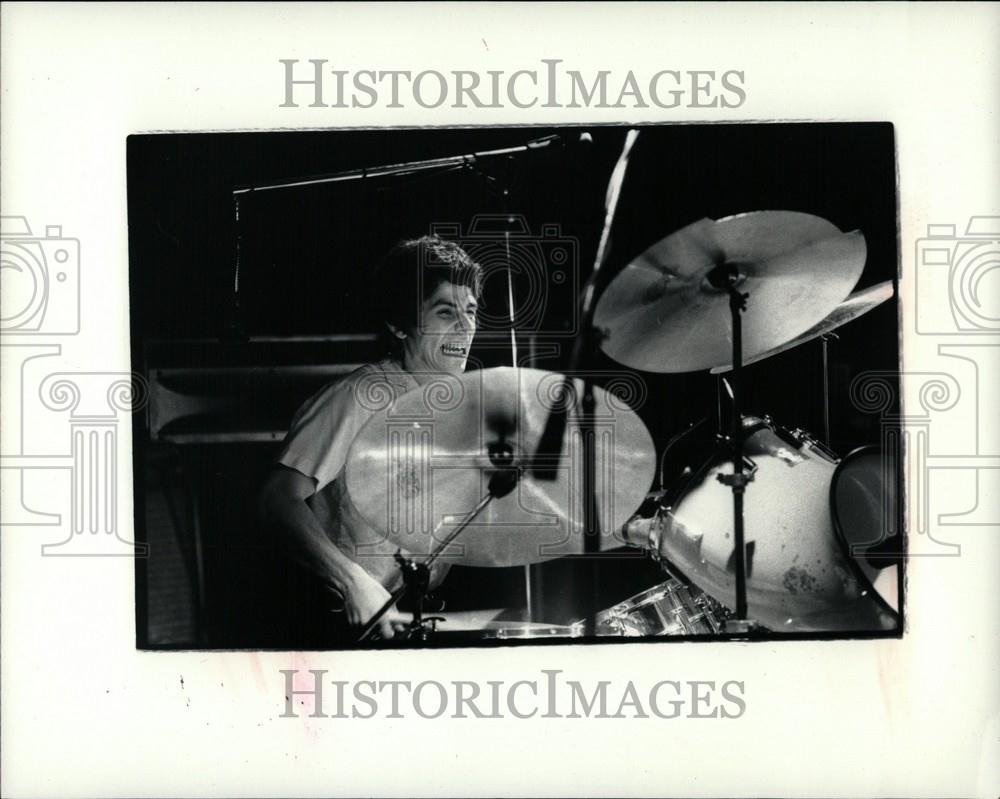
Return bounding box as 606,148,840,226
589,575,728,637
630,417,898,633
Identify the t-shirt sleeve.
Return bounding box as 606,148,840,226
275,378,371,491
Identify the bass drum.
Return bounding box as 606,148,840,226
630,417,898,633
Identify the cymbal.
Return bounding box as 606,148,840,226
345,367,656,567
710,280,894,373
594,211,867,373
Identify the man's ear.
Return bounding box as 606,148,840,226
386,322,407,340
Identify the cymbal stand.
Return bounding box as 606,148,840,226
357,466,520,642
714,273,753,628
820,332,839,447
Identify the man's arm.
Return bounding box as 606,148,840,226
258,465,398,639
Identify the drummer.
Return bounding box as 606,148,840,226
259,236,482,641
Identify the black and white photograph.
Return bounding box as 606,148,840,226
129,123,902,650
5,5,997,796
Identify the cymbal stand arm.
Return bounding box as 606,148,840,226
357,468,519,642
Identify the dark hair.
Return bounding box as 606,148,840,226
374,235,483,357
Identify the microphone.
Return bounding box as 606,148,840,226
525,131,594,153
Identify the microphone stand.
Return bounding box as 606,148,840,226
533,129,640,638
232,135,563,196
227,133,567,343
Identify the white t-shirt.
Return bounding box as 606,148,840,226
278,358,417,492
276,358,450,589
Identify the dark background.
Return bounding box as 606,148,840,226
128,123,899,648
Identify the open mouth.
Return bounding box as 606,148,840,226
441,342,468,358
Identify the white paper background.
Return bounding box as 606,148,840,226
2,3,998,797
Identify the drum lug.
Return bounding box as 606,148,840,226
648,509,667,561
775,425,808,450
718,471,754,488
717,455,758,487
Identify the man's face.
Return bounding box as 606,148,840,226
398,280,478,376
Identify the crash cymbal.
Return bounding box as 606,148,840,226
594,211,867,373
710,280,895,373
345,367,656,567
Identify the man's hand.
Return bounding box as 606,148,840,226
261,466,409,640
343,567,406,640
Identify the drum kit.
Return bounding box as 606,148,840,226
348,145,899,643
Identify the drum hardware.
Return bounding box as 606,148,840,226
357,466,520,642
756,415,840,464
581,573,730,638
397,613,448,641
625,418,898,632
820,332,837,447
709,262,753,625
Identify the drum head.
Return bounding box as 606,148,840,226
655,418,899,632
830,446,901,615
